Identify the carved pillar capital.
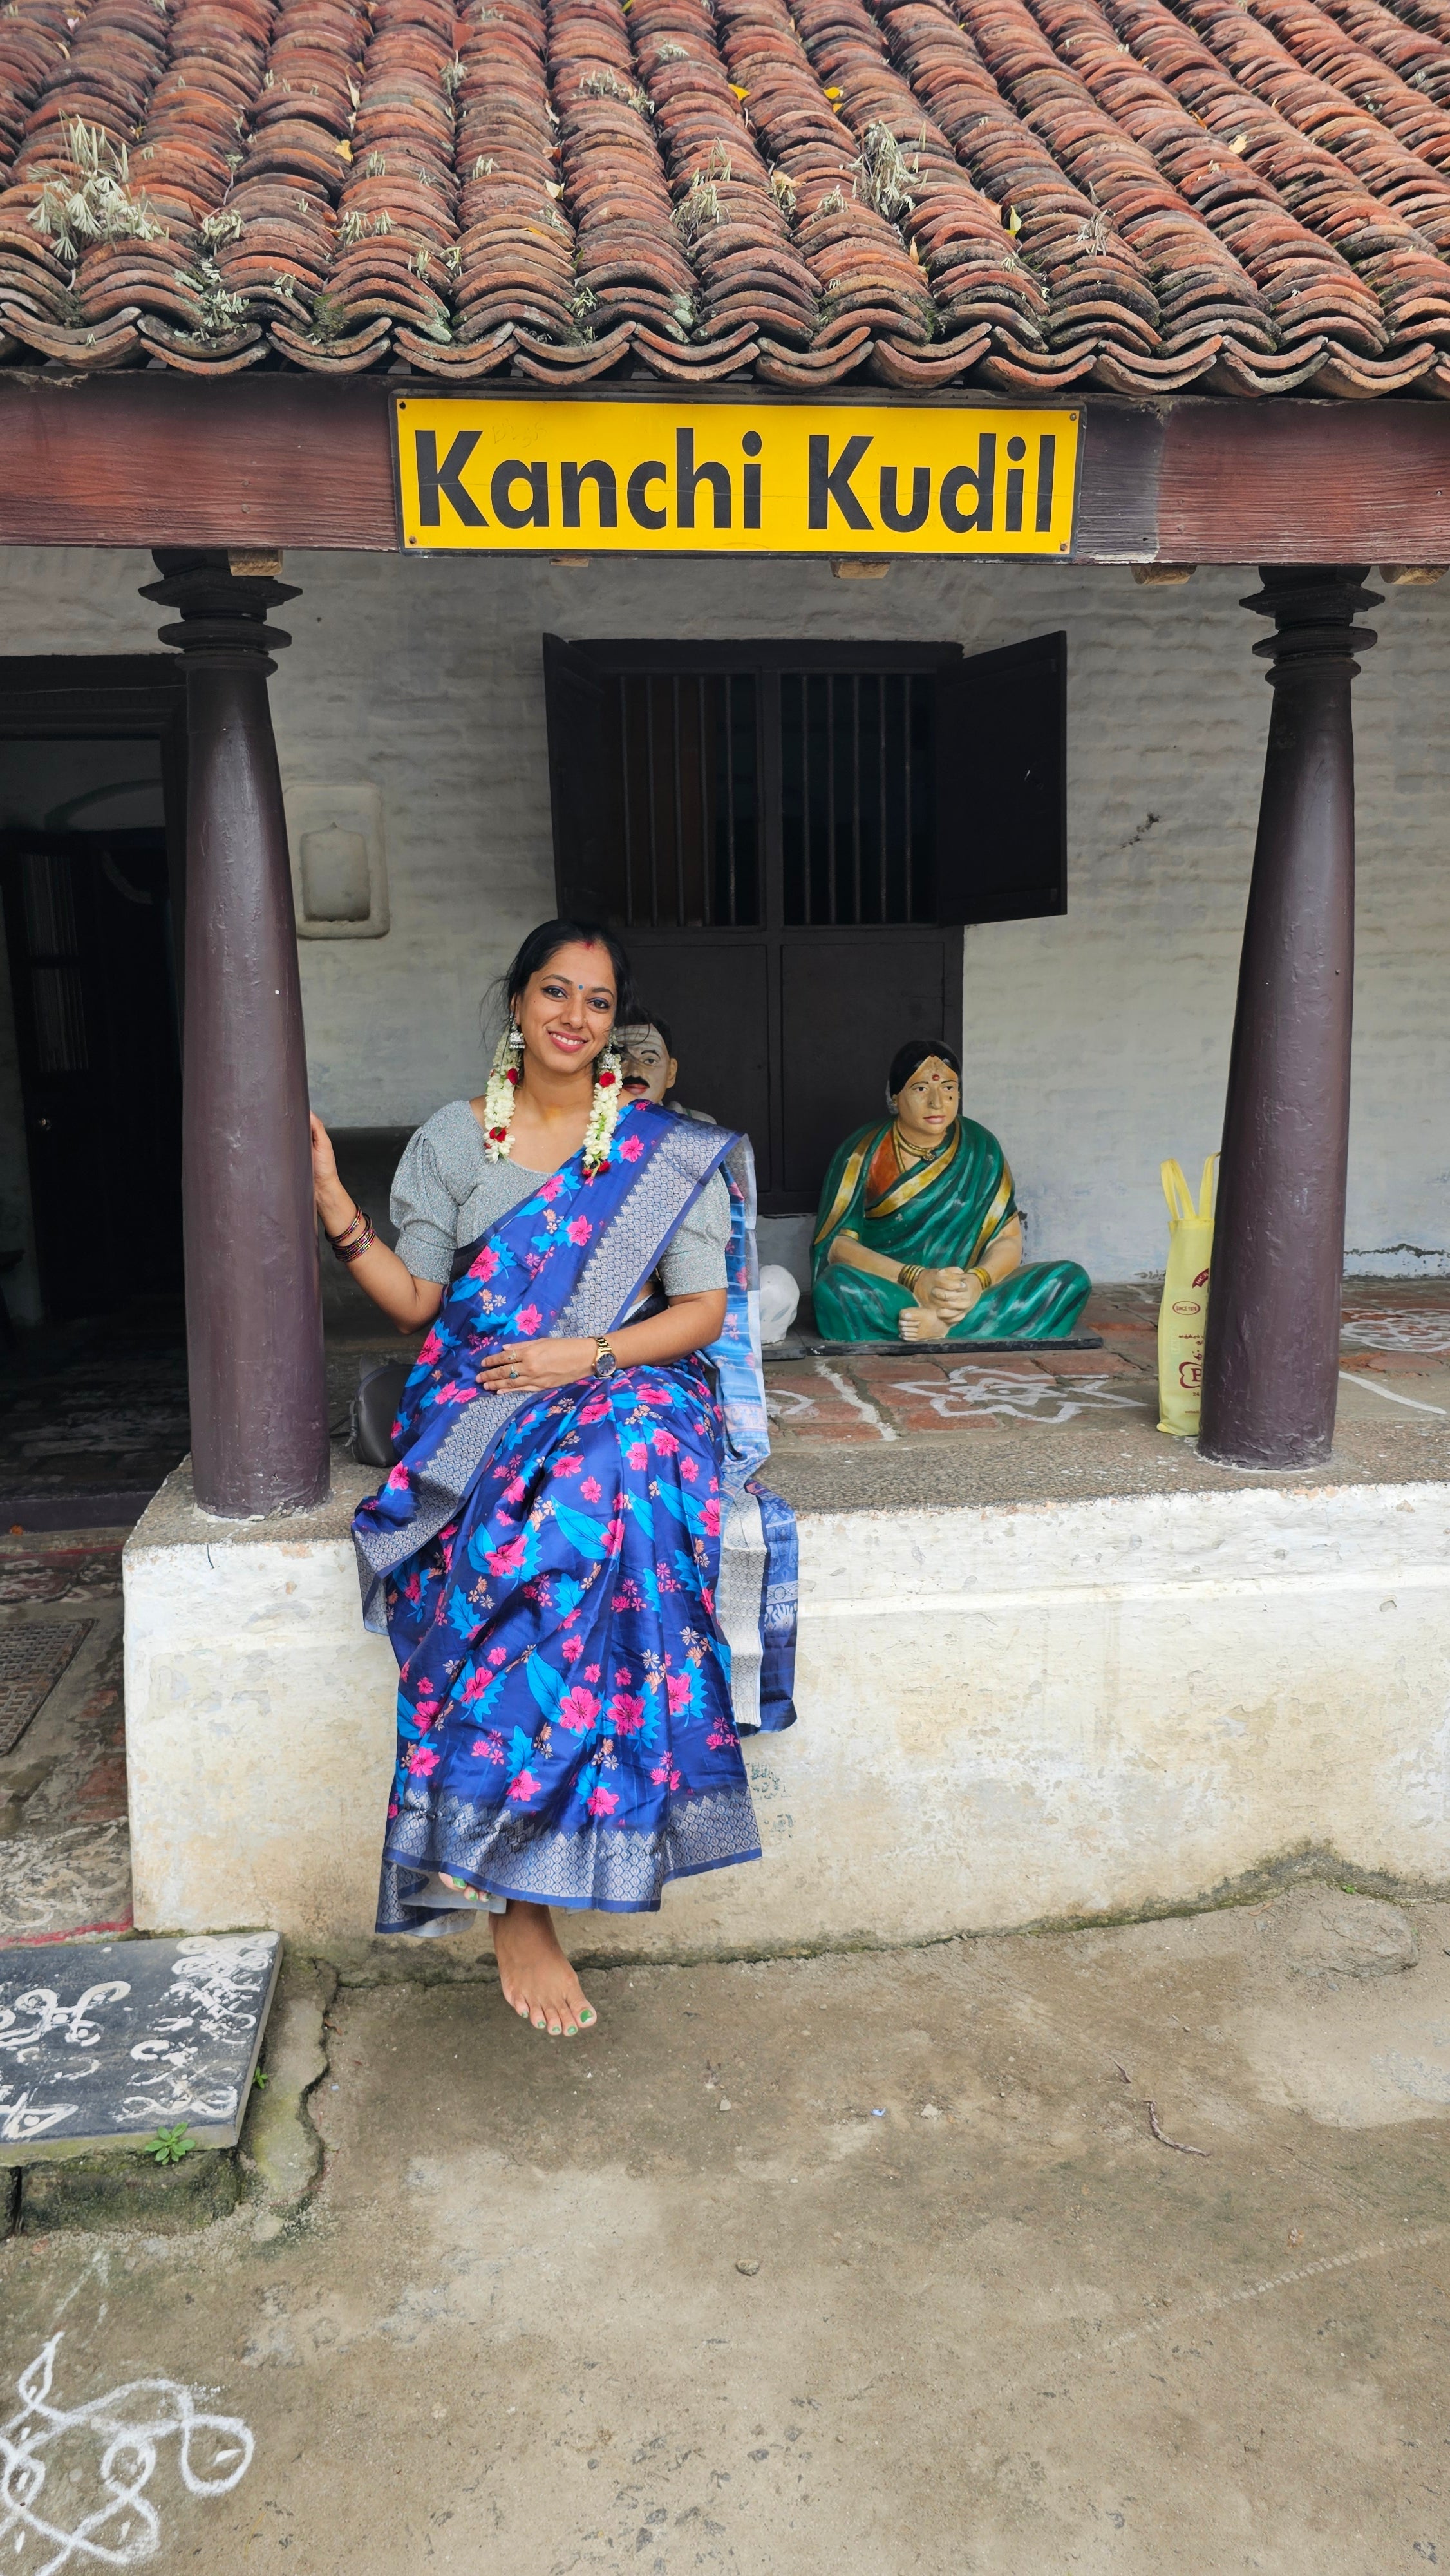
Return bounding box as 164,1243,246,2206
140,549,300,677
1240,564,1381,684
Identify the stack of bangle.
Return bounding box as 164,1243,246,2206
970,1265,992,1293
899,1263,925,1294
329,1206,375,1264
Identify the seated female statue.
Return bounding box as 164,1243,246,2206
811,1039,1090,1343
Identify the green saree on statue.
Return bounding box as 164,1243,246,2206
810,1117,1091,1342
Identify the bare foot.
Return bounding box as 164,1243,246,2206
899,1302,950,1341
491,1901,596,2036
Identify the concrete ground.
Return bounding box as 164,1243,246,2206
3,1887,1449,2573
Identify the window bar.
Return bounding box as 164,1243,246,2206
724,674,738,911
825,673,838,927
903,674,915,921
851,674,862,929
698,676,718,927
644,679,659,928
618,676,635,929
672,673,686,929
803,674,817,925
878,675,889,923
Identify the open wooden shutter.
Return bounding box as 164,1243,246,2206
541,634,617,919
934,632,1067,924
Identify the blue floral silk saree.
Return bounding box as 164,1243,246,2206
353,1098,798,1933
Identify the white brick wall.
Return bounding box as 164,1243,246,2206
2,543,1446,1283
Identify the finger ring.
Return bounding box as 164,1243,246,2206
510,1365,518,1380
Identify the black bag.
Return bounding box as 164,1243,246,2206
352,1360,411,1470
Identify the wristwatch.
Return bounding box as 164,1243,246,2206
592,1336,620,1379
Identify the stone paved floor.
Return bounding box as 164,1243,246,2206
0,1533,129,1944
3,1889,1449,2572
762,1281,1450,1511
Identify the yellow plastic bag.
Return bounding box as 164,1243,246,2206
1157,1154,1218,1437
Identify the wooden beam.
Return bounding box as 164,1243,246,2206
1157,399,1450,564
0,374,396,551
2,370,1450,562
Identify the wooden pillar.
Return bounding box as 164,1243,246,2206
141,549,328,1517
1198,567,1380,1471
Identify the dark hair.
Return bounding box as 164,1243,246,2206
623,1009,673,1057
502,919,635,1028
887,1036,961,1099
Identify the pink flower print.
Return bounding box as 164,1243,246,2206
406,1745,440,1777
652,1428,679,1457
387,1799,399,1821
505,1475,527,1504
703,1499,721,1537
584,1663,601,1683
561,1635,584,1664
619,1133,645,1162
587,1783,620,1817
614,1666,634,1687
472,1732,507,1762
605,1517,625,1557
487,1536,527,1577
566,1216,592,1245
666,1673,693,1715
650,1759,682,1791
487,1643,508,1667
516,1304,543,1338
680,1455,699,1482
626,1442,648,1472
475,1245,500,1281
555,1454,583,1477
608,1692,645,1734
540,1175,563,1202
580,1477,603,1503
508,1768,540,1801
558,1685,601,1732
578,1399,609,1425
385,1462,410,1492
460,1669,491,1702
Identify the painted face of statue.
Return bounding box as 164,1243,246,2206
893,1057,961,1158
619,1023,677,1105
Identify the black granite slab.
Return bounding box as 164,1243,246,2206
0,1931,281,2163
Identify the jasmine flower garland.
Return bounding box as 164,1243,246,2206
481,1027,623,1173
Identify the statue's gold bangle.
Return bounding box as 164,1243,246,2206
899,1263,923,1293
970,1266,992,1292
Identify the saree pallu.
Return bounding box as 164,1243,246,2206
352,1099,796,1933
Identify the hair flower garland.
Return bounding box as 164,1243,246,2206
482,1027,625,1173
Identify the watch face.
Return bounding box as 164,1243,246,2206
596,1345,619,1377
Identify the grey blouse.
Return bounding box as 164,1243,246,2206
391,1097,731,1293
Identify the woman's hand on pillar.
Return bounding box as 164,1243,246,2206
310,1112,444,1336
310,1114,353,1237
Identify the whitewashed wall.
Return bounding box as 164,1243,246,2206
2,543,1447,1282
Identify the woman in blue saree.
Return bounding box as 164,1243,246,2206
310,922,795,2042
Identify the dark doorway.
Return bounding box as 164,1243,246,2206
543,634,1065,1214
0,826,183,1317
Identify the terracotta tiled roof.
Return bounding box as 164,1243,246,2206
4,0,1450,391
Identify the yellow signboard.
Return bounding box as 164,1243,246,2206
393,397,1079,558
